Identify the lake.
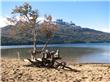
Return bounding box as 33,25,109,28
1,43,110,64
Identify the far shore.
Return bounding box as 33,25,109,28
1,43,110,49
1,58,110,82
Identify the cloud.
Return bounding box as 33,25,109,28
38,17,45,21
100,28,110,33
0,18,10,28
0,16,18,28
0,16,45,28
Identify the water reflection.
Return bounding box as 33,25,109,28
1,43,110,63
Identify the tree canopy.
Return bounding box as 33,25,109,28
7,2,58,51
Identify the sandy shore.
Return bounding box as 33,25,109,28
1,58,110,82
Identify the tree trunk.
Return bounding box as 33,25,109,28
33,21,40,51
42,39,50,51
26,15,37,51
33,24,36,51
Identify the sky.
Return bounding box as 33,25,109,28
0,0,110,33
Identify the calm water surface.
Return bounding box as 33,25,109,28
1,43,110,64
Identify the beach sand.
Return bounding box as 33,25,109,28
1,58,110,82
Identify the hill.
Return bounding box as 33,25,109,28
1,19,110,45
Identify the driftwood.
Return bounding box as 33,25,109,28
27,58,43,67
26,49,75,71
27,58,53,68
26,58,76,71
30,49,43,60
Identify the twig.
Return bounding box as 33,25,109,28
17,51,20,60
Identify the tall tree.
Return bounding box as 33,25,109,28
7,2,39,51
7,2,58,52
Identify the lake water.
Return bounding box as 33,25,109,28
1,43,110,64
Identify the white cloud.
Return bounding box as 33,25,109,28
100,28,110,33
0,18,10,28
0,16,17,28
0,16,45,28
37,17,45,21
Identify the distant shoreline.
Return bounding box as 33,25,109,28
1,42,110,49
1,42,110,46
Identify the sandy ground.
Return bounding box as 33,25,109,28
1,58,110,82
